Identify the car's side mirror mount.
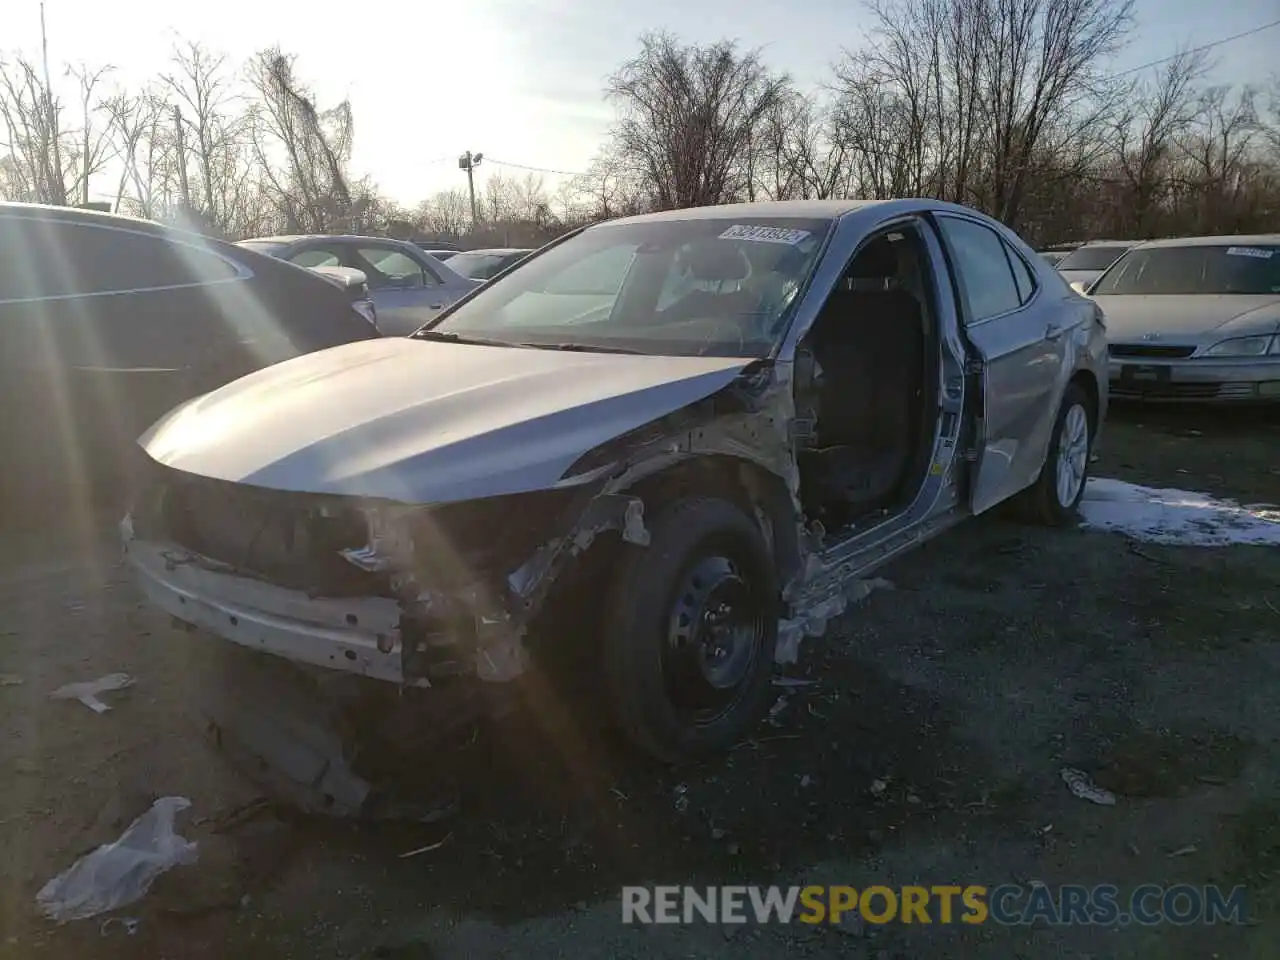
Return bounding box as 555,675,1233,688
1070,281,1089,296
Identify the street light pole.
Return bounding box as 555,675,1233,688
459,150,483,228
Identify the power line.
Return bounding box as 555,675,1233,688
1110,17,1280,79
485,157,586,177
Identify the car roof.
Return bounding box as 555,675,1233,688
0,200,212,243
241,234,416,246
600,198,1032,232
456,247,532,255
1075,239,1134,247
607,199,893,225
1132,234,1280,249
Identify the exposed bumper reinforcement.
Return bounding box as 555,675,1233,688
123,517,423,687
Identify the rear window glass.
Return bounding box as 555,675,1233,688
1057,245,1131,271
0,218,244,301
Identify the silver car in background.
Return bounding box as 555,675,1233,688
1092,235,1280,402
239,235,480,335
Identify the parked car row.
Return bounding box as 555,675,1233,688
237,234,482,336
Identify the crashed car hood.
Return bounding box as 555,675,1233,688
139,336,754,503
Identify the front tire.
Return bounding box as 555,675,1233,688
601,497,779,763
1014,382,1094,526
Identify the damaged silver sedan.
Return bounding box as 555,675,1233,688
124,199,1108,764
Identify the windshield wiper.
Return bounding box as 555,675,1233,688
516,342,644,355
411,329,518,347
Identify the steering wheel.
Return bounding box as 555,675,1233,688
697,319,745,356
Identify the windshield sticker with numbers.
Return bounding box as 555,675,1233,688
1225,246,1274,259
719,225,812,245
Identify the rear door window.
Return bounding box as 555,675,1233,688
355,246,439,288
289,247,343,269
937,217,1022,323
0,216,247,302
1004,241,1038,304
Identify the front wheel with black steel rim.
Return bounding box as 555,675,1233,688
1013,381,1095,526
601,497,779,763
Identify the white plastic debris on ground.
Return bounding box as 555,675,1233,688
1079,478,1280,547
1060,768,1117,806
36,797,198,923
49,673,135,713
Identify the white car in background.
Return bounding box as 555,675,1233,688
1091,235,1280,402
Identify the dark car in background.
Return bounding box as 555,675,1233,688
445,247,535,281
0,203,379,518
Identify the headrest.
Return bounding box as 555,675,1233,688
682,242,751,282
849,237,899,280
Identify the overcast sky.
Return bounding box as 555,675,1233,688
6,0,1279,206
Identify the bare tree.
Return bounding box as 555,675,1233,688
66,64,114,205
836,0,1134,226
161,41,253,234
0,54,69,203
415,188,471,236
756,92,850,199
604,32,791,209
249,48,355,234
103,89,166,216
1173,83,1263,232
564,153,648,221
1109,49,1207,236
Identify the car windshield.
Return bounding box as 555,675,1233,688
448,252,515,280
1057,244,1131,271
1092,244,1280,295
421,218,830,358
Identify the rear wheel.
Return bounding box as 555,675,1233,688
1013,382,1094,526
601,498,779,763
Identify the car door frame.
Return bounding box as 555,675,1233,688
928,210,1071,515
775,207,973,581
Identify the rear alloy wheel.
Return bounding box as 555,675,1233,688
602,498,779,762
1014,382,1094,526
1054,402,1090,510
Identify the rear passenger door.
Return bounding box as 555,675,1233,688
933,214,1064,514
347,243,449,335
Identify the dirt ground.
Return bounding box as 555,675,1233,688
2,403,1278,959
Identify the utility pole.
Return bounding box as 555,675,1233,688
458,150,483,228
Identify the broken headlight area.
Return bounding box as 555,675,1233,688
132,465,383,597
346,487,583,596
133,462,579,595
130,461,586,684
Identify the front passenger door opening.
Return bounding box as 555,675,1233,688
794,224,942,538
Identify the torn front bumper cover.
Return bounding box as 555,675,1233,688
122,515,427,686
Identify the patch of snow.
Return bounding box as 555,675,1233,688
1080,478,1280,546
